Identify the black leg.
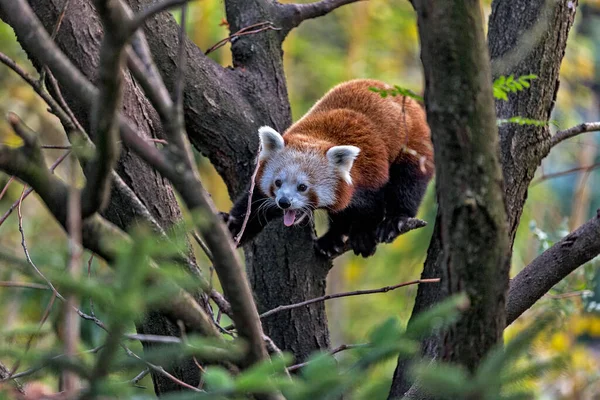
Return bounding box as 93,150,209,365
376,160,430,243
346,189,385,257
314,211,351,258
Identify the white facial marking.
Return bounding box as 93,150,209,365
326,145,360,184
258,126,284,161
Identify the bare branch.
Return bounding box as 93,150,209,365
550,121,600,148
80,0,132,218
0,150,70,228
507,209,600,325
204,22,281,55
287,343,366,372
278,0,364,32
0,281,49,290
258,279,440,321
63,153,83,392
130,0,192,33
531,162,600,186
0,52,162,236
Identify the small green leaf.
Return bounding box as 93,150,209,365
203,366,235,392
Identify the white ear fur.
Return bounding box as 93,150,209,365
258,126,284,161
326,145,360,184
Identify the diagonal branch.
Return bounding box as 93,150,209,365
506,209,600,325
278,0,364,32
550,121,600,148
80,0,131,218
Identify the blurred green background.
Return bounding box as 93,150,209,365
0,0,599,397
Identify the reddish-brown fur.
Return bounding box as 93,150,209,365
260,79,433,211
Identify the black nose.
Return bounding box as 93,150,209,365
278,197,291,209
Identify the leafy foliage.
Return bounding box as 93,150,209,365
493,74,538,101
369,85,423,102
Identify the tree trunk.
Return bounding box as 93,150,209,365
389,1,577,398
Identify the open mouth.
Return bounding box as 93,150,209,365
283,210,308,227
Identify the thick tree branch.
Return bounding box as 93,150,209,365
278,0,364,32
80,0,130,218
550,121,600,148
506,209,600,325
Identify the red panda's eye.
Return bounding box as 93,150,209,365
275,179,282,187
297,184,307,192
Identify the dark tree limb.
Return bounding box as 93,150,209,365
550,121,600,148
277,0,364,33
81,0,130,218
507,210,600,325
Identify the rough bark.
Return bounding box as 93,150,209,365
0,0,203,392
389,1,578,397
411,0,508,373
489,0,577,245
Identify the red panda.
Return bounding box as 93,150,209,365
223,79,434,257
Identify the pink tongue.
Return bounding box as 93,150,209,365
283,210,296,227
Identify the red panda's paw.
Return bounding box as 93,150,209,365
219,212,242,242
349,231,378,258
314,233,346,259
376,216,411,244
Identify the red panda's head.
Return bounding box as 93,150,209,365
257,126,360,226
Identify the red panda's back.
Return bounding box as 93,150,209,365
301,79,433,177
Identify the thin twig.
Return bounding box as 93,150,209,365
0,176,15,201
125,349,203,392
130,368,150,386
8,293,57,378
2,345,103,382
544,290,592,299
235,151,261,245
17,188,65,301
0,281,48,290
63,153,82,392
550,121,600,148
258,279,440,321
192,231,213,262
0,52,79,134
174,3,187,113
0,151,70,228
87,254,96,317
41,145,72,149
205,22,281,55
287,343,366,372
531,162,600,186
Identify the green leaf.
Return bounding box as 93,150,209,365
203,366,235,392
409,361,472,397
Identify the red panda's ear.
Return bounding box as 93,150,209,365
327,145,360,184
258,126,284,161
